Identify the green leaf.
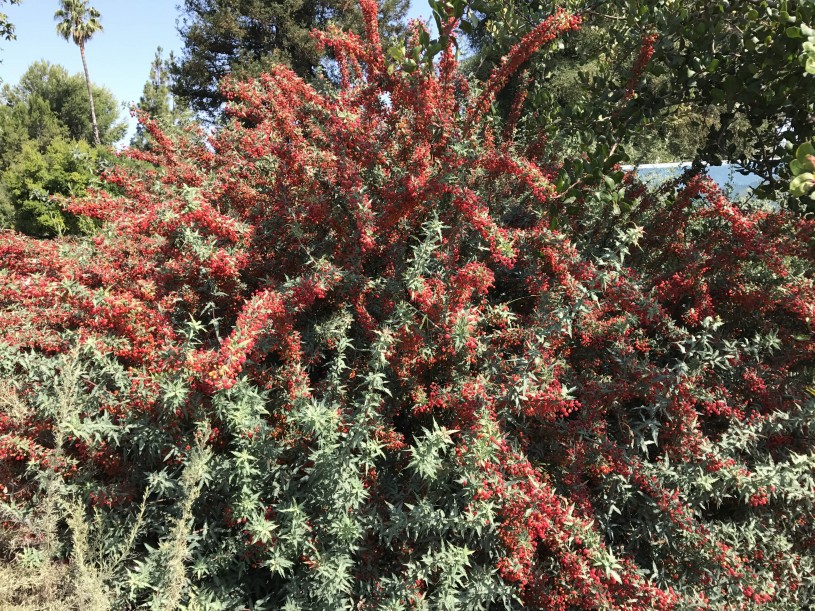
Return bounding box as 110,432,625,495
793,154,815,175
791,159,806,175
796,142,815,164
790,172,815,197
387,45,405,61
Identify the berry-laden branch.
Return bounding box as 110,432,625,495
0,1,813,609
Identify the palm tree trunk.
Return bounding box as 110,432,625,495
79,41,101,145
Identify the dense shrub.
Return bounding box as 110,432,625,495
1,2,814,608
0,138,103,236
0,61,125,237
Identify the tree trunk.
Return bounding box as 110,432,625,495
79,41,101,146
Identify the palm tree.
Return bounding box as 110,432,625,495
55,0,103,145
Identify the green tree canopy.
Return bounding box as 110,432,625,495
172,0,409,115
0,138,102,236
0,61,122,237
456,0,815,198
0,61,125,162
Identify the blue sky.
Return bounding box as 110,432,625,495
0,1,433,142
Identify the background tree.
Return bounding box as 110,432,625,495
132,47,191,149
1,139,102,236
54,0,103,145
0,61,122,234
172,0,409,115
453,0,815,200
0,61,124,171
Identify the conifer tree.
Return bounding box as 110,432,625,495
132,47,190,149
172,0,409,115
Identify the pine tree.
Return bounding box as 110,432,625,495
132,47,189,149
172,0,409,115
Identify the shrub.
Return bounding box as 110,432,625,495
1,138,103,236
0,2,814,608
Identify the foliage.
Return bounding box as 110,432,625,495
132,47,192,150
455,0,815,198
0,351,151,611
0,61,122,238
0,2,814,609
791,140,815,199
0,0,20,42
172,0,409,116
0,61,125,159
54,0,101,48
0,138,104,236
803,20,815,74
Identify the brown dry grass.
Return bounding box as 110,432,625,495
0,351,206,611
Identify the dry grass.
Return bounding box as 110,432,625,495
0,352,146,611
160,435,210,611
0,349,209,610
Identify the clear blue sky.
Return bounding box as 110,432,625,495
0,1,433,143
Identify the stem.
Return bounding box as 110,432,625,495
80,41,101,146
